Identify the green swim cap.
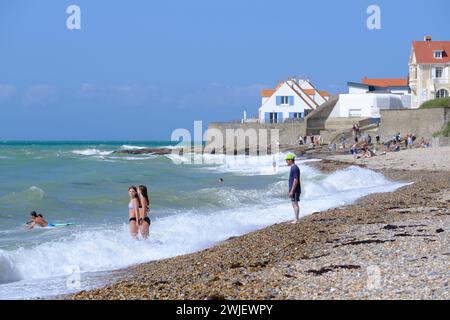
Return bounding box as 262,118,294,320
285,154,295,161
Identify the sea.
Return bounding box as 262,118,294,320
0,141,407,299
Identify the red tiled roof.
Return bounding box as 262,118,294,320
261,89,276,97
412,40,450,63
319,90,329,96
362,77,408,87
303,89,316,95
261,81,284,97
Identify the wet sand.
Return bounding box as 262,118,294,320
68,150,449,300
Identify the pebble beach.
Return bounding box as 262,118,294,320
68,147,450,300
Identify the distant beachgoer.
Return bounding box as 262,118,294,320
340,133,346,148
138,185,151,240
128,186,141,239
285,154,301,224
362,143,371,158
219,178,224,183
367,135,372,145
376,135,380,144
351,143,358,159
354,136,358,143
404,134,409,148
420,137,429,148
407,135,413,149
28,211,53,229
310,136,314,144
298,136,304,146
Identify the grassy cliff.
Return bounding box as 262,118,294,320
420,97,450,109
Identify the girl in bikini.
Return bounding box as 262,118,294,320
128,186,140,239
137,185,151,240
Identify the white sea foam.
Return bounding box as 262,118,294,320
175,153,299,176
72,149,113,156
29,186,45,198
120,145,147,150
0,165,407,299
111,156,158,161
0,186,45,202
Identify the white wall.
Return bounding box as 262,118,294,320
330,94,407,118
348,85,368,94
259,82,314,122
390,89,410,95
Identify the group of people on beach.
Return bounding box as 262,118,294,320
297,135,322,147
347,129,432,160
385,133,429,152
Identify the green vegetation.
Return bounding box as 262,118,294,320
420,97,450,109
433,121,450,137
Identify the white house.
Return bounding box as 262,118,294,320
409,36,450,108
258,78,329,123
330,78,411,119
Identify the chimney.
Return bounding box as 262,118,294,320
424,35,432,42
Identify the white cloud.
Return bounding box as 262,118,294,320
22,85,59,106
109,84,162,107
78,83,97,99
0,84,16,104
75,83,164,107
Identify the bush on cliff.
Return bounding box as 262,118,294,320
420,97,450,109
433,121,450,137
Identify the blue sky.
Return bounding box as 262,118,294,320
0,0,449,140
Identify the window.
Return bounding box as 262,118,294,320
269,112,278,123
436,89,449,99
291,113,302,119
435,67,443,78
349,109,362,117
280,96,289,105
434,51,443,59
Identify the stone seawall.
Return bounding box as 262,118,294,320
379,108,450,143
206,122,306,153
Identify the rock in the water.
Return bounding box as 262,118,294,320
113,148,178,155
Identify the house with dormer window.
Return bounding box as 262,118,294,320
258,78,329,123
409,36,450,108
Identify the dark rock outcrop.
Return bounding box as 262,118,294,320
112,148,179,155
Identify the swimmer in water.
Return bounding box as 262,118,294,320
28,211,54,229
